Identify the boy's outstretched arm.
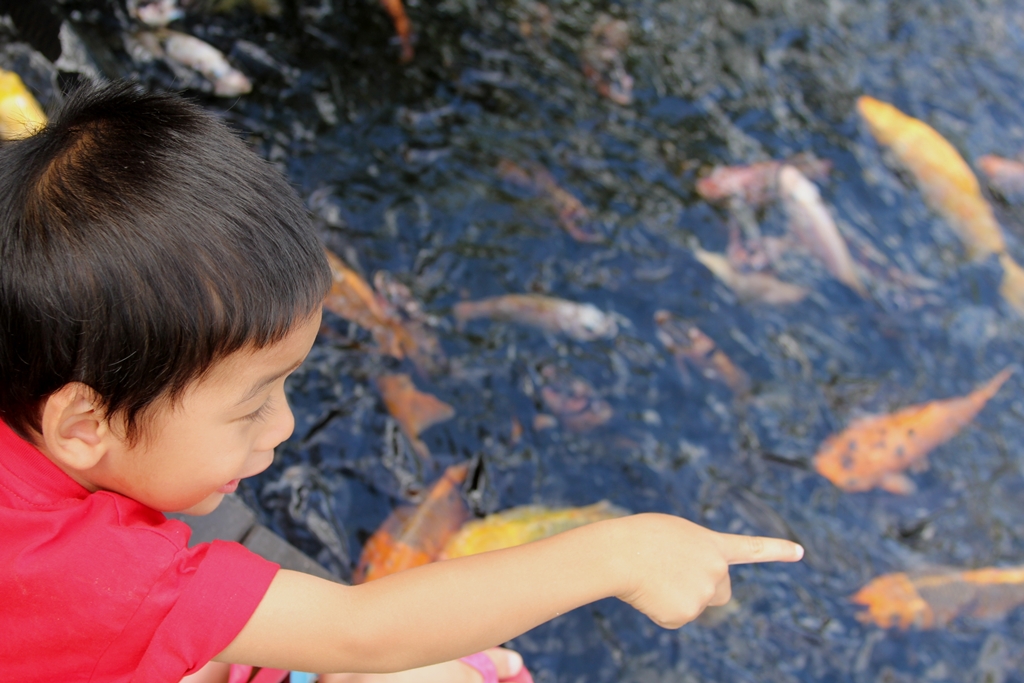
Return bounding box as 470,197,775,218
215,513,803,674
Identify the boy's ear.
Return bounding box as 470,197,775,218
39,382,114,472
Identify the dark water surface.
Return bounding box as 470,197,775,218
36,0,1024,679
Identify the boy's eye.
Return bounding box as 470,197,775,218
243,400,274,423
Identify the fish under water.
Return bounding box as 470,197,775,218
581,14,633,106
976,154,1024,203
0,69,46,140
654,310,751,396
693,247,809,305
696,154,833,208
376,373,455,460
136,29,252,97
777,165,868,297
453,294,618,341
812,367,1013,494
851,566,1024,630
497,159,602,243
536,364,613,433
439,501,629,560
353,463,469,584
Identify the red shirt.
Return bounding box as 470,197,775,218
0,420,280,682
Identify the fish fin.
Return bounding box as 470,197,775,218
909,457,930,473
879,472,916,495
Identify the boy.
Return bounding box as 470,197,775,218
0,82,803,682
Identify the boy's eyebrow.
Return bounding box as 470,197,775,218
238,360,304,404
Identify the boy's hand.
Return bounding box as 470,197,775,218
614,513,804,629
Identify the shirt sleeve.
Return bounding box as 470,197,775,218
130,540,280,682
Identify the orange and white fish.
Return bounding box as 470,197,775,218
813,367,1013,494
0,70,46,140
376,374,455,460
696,154,832,207
497,160,601,243
654,310,751,396
857,96,1004,260
777,165,868,296
453,294,618,341
977,154,1024,202
353,464,469,583
440,501,629,560
851,566,1024,630
693,247,809,305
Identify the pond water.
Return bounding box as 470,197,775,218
17,0,1024,679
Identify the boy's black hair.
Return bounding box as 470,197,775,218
0,81,331,442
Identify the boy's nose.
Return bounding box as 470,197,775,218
256,396,296,451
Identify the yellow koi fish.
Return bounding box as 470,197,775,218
0,70,46,140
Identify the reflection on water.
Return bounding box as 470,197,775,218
15,0,1024,679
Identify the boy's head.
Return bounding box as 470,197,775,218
0,82,330,511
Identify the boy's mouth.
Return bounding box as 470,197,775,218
217,479,241,494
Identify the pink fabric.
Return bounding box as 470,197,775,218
228,664,291,683
459,652,534,683
0,420,280,682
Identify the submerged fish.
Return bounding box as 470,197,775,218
380,0,414,62
497,160,601,242
696,154,832,207
813,368,1013,494
851,566,1024,630
0,70,46,140
777,165,868,296
440,501,629,560
693,247,809,305
139,29,252,96
537,365,613,433
581,15,633,105
977,154,1024,203
654,310,751,396
453,294,618,341
857,96,1004,260
127,0,183,26
353,464,469,583
376,374,455,461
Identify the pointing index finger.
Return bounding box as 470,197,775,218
717,532,804,565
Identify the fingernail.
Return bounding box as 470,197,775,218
505,651,524,674
794,544,805,560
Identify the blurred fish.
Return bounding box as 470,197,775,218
537,365,613,432
138,29,251,96
380,0,414,62
693,247,809,305
353,463,469,583
376,374,455,461
857,96,1004,260
851,566,1024,630
654,310,751,396
777,165,868,296
977,154,1024,203
998,253,1024,315
497,159,602,242
696,154,832,207
127,0,183,26
0,69,46,140
581,15,633,105
373,271,447,375
453,294,618,341
813,367,1013,494
439,501,629,560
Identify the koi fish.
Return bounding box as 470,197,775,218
581,15,633,105
851,566,1024,630
453,294,619,341
139,29,252,96
537,365,613,432
0,70,46,140
693,247,809,305
376,374,455,461
856,96,1005,260
813,367,1013,494
654,310,751,396
777,165,868,296
323,249,411,357
439,501,629,560
353,463,469,583
380,0,414,62
696,154,833,207
497,160,601,242
127,0,183,26
977,154,1024,202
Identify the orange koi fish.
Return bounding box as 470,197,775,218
453,293,618,341
654,310,751,396
380,0,414,62
353,463,469,583
778,165,868,296
693,247,809,305
977,154,1024,202
440,501,629,560
376,374,454,461
497,160,601,242
537,365,612,432
581,15,633,106
0,70,46,140
856,96,1005,260
813,367,1013,494
851,566,1024,630
696,154,832,207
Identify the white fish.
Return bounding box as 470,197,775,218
777,165,867,297
693,247,808,305
453,294,618,341
151,29,251,97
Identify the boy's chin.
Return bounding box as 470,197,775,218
172,492,226,516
